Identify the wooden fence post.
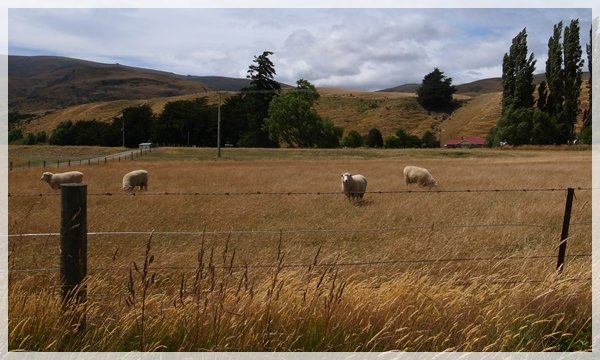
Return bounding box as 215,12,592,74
43,160,46,168
68,160,71,167
60,183,87,330
556,187,574,273
9,161,12,171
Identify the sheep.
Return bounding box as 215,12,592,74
403,166,438,188
40,171,84,190
341,172,367,201
122,169,148,191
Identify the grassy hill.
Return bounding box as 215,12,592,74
9,55,591,144
8,55,213,112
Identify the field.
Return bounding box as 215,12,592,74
7,145,592,352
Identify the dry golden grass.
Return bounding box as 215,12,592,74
7,146,592,351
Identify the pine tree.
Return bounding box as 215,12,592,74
416,68,456,111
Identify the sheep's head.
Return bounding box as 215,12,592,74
40,172,53,182
341,172,353,184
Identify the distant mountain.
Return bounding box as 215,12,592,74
8,55,291,113
377,83,420,93
378,73,559,96
186,75,252,92
8,55,215,113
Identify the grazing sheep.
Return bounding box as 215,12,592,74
122,169,148,191
341,172,367,200
403,166,438,188
40,171,84,190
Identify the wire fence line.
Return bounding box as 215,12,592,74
7,219,592,239
6,186,595,197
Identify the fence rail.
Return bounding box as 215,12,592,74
8,147,153,171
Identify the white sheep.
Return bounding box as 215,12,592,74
122,169,148,191
341,172,367,200
40,171,84,190
403,166,438,188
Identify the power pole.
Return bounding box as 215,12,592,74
217,92,222,158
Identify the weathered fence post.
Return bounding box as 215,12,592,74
60,183,87,330
556,187,574,273
43,160,46,168
68,160,71,167
9,161,12,171
88,159,91,166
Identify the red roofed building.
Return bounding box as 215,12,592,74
444,136,485,148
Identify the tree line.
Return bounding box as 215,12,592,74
488,19,592,146
11,51,441,149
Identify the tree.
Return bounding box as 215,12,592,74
341,130,363,148
152,98,217,146
416,68,457,111
487,108,560,146
502,28,536,113
579,24,592,144
395,129,421,148
544,22,564,118
384,134,401,148
562,19,584,143
582,24,592,130
421,131,440,148
49,121,75,145
223,51,280,147
246,51,281,93
8,128,23,143
121,105,155,147
264,79,341,147
365,128,383,148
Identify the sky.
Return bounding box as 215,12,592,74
5,5,595,91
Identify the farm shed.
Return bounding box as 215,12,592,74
444,136,485,148
139,142,154,150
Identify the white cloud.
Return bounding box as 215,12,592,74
8,7,593,91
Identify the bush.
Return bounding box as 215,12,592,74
365,128,383,148
8,128,23,143
384,134,401,148
341,130,363,148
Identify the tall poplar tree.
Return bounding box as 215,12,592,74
544,22,564,118
583,25,592,130
562,19,584,142
501,28,536,113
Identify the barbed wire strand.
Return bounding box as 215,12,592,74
7,186,595,198
7,219,592,239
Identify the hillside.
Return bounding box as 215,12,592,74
9,55,590,144
8,55,213,113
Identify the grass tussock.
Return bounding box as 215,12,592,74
7,146,592,351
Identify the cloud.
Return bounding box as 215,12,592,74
8,7,592,91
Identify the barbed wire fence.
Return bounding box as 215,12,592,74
7,185,592,315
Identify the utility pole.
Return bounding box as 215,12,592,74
121,115,125,148
217,92,222,158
